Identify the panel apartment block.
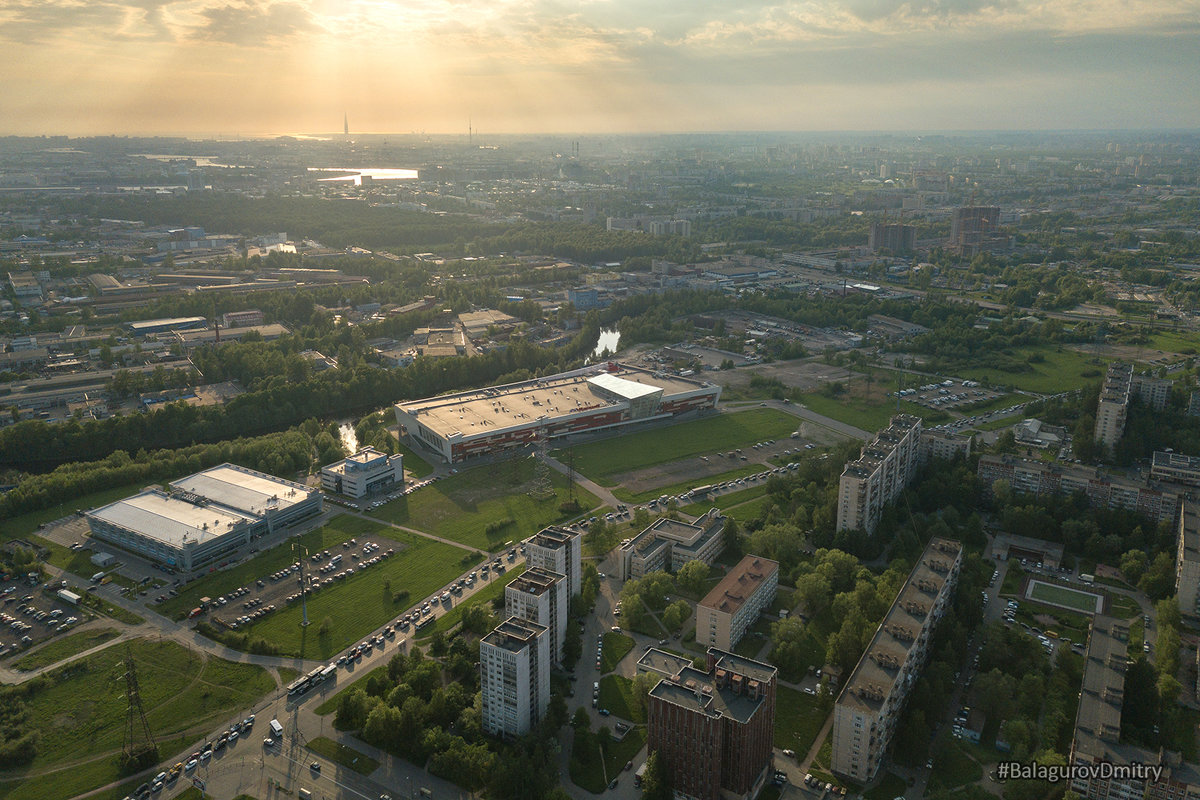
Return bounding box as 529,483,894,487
1069,615,1200,799
526,526,582,598
480,617,550,738
978,454,1180,525
505,567,568,664
695,556,779,652
837,415,923,533
832,538,962,782
647,649,777,800
1178,501,1200,619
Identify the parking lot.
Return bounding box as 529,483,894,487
0,579,90,657
172,534,400,632
898,379,1005,411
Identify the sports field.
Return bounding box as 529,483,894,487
370,458,600,550
1026,580,1103,613
552,408,799,485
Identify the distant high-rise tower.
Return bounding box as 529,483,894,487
344,113,349,136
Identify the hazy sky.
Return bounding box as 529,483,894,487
3,0,1199,136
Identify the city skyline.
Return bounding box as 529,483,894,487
2,0,1198,136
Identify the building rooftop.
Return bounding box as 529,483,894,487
1071,615,1200,784
508,567,563,596
395,364,714,440
482,616,548,653
839,537,962,714
322,447,395,477
530,526,577,550
127,316,207,333
700,556,779,616
637,648,694,678
649,650,776,725
169,463,314,518
1153,451,1200,471
86,489,255,549
1180,501,1200,564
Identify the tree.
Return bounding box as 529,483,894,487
641,751,671,800
1118,549,1148,585
675,560,710,595
795,571,832,616
661,599,691,633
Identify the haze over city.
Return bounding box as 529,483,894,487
3,0,1200,136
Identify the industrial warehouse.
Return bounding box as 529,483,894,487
393,363,722,463
84,464,323,571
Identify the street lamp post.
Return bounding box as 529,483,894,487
292,542,310,627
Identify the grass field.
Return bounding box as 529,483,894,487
553,409,800,485
0,480,169,547
1146,330,1200,355
370,459,601,551
306,736,380,775
928,738,983,791
681,484,769,516
11,627,121,672
598,675,645,723
231,529,476,659
278,666,300,685
864,773,909,800
414,564,525,639
611,464,764,504
956,346,1107,394
795,389,939,433
0,638,273,800
158,514,389,619
570,727,647,794
1027,580,1102,613
392,440,434,478
774,685,826,754
601,632,635,674
723,495,774,523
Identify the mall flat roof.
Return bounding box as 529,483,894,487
396,365,714,440
87,489,254,548
169,464,314,518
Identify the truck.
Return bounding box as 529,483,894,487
90,571,106,583
634,762,647,788
269,719,283,739
188,608,204,619
57,589,81,606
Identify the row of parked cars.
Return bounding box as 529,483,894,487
130,717,255,798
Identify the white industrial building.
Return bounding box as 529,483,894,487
319,447,404,498
85,463,322,571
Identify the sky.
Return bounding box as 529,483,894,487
2,0,1199,136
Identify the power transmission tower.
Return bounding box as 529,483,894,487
293,542,310,627
123,645,157,765
528,435,555,501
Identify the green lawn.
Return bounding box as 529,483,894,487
0,638,273,800
370,459,600,551
680,484,768,516
1146,330,1200,355
159,514,388,619
864,772,909,800
229,529,476,659
601,632,635,674
928,738,983,791
0,480,169,547
1028,580,1102,613
415,564,525,639
724,495,773,524
795,391,937,433
611,464,763,505
554,409,800,484
598,675,646,723
393,440,435,479
1110,593,1141,619
956,346,1108,394
306,736,380,775
774,685,826,755
11,627,121,672
278,666,300,686
570,727,647,794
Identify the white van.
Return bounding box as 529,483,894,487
269,719,284,738
298,790,312,800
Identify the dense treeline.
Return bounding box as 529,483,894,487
0,322,599,470
0,423,340,521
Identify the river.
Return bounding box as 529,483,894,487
592,328,620,359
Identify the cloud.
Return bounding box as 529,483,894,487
188,1,318,44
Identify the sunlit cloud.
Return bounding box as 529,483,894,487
0,0,1197,133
